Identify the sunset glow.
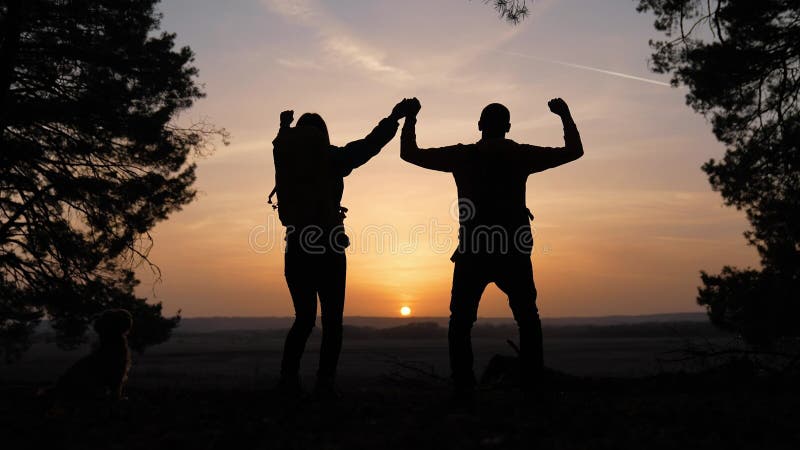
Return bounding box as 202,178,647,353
400,306,412,317
134,0,758,318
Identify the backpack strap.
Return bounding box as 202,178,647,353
267,186,278,210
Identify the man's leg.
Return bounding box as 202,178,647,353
280,249,318,389
316,250,346,395
449,257,489,396
494,255,543,391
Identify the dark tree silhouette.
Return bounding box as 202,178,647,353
637,1,799,345
480,0,531,24
0,0,227,362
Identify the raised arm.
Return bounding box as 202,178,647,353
273,109,294,144
521,98,584,173
400,98,463,172
332,101,405,176
270,110,295,203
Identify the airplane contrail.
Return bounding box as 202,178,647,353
496,50,672,87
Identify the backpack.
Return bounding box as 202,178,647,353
270,126,341,228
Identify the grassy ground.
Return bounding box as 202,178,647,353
3,372,800,450
4,332,798,449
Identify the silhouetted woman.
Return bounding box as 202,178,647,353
272,101,406,399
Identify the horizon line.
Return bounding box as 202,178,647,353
177,311,706,320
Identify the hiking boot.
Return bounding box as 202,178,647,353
278,374,304,400
448,385,476,413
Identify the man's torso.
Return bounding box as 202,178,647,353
451,139,533,257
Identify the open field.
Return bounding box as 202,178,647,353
4,335,702,387
4,319,726,387
3,320,798,450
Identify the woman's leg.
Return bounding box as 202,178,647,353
316,251,346,386
280,249,318,384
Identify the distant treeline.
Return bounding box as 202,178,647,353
167,313,708,333
163,321,728,340
343,321,728,339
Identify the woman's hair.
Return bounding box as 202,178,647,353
296,113,330,144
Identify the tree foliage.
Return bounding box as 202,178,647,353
637,0,799,344
482,0,531,24
0,0,226,361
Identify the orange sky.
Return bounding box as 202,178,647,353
135,0,759,318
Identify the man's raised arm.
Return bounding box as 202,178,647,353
521,98,584,173
400,98,462,173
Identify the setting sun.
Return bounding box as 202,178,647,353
400,306,412,317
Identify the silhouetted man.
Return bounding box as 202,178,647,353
273,101,407,400
400,98,583,402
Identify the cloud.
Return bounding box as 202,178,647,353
262,0,525,93
263,0,314,21
276,57,324,71
323,36,406,77
263,0,411,83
